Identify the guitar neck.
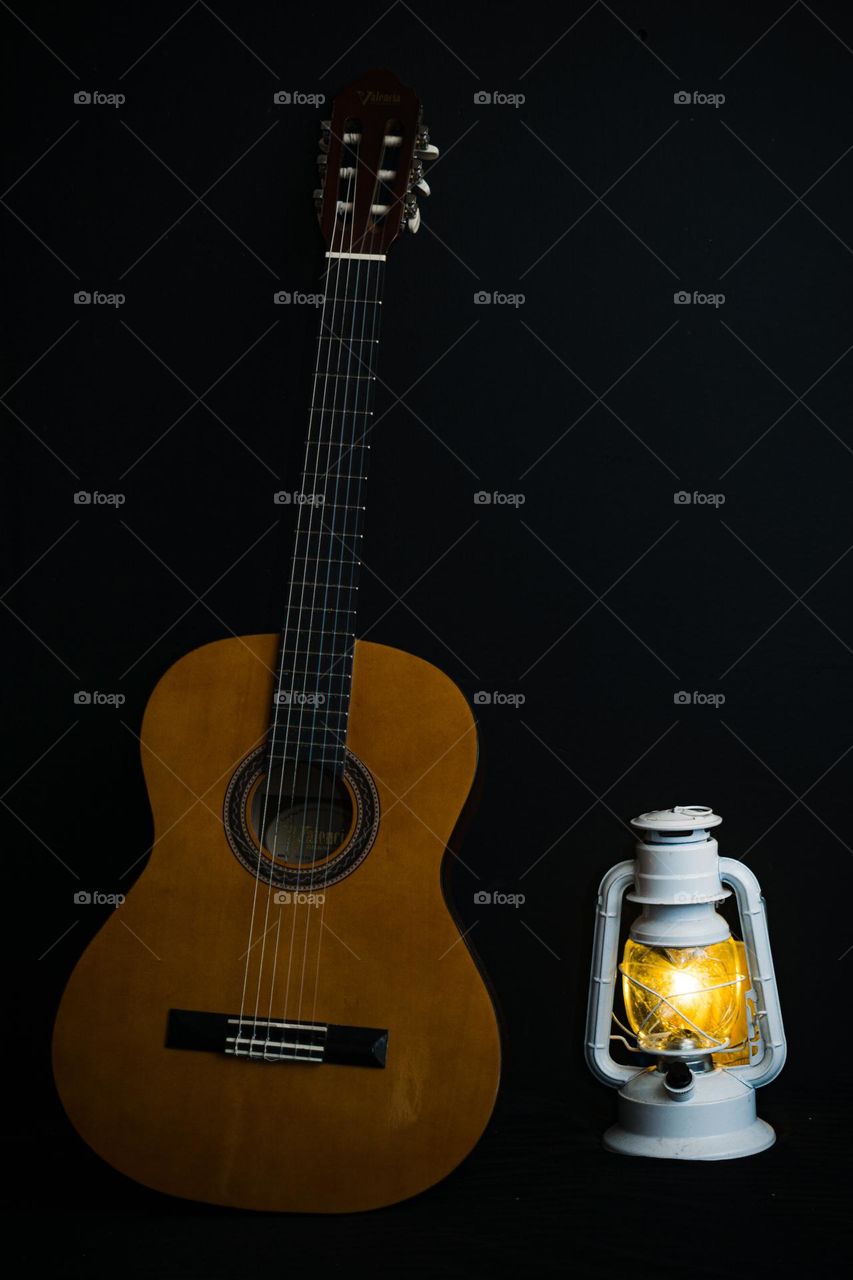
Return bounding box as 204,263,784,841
267,253,386,773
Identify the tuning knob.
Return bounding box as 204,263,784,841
403,192,420,234
415,126,439,162
415,176,431,197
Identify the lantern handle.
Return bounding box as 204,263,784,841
719,857,787,1089
585,861,644,1088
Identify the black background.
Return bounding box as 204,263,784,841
3,1,852,1274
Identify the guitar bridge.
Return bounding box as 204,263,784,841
166,1009,388,1068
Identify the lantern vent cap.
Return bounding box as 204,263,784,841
631,806,722,834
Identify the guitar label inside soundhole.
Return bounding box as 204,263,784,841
223,745,379,890
250,762,353,866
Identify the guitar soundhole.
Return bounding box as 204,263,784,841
250,763,352,866
223,746,379,890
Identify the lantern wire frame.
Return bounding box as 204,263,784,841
612,962,754,1058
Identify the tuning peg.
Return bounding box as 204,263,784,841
403,192,420,234
415,127,439,162
407,158,430,198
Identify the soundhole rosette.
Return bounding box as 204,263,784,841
223,745,379,891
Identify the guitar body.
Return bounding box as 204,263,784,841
53,635,501,1213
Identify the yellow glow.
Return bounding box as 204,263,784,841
621,936,747,1053
713,940,758,1066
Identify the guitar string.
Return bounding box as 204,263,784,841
267,134,366,1052
235,142,355,1054
283,139,384,1049
304,225,385,1036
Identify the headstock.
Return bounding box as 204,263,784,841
315,69,438,257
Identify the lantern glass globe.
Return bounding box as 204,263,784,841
621,936,747,1054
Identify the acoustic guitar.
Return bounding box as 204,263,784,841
53,69,501,1213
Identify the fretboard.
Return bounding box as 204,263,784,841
267,254,385,775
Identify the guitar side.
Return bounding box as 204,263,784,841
52,636,501,1213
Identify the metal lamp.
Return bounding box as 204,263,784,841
585,805,786,1159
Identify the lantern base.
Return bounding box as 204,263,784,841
604,1066,776,1161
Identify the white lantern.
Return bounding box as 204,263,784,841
585,806,786,1159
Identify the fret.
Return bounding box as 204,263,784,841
281,604,356,617
274,691,350,701
271,708,350,721
291,554,359,565
309,407,373,417
303,440,370,449
280,636,354,648
276,672,351,683
317,336,378,343
266,747,345,757
289,580,358,590
288,554,361,571
275,665,348,675
271,700,350,712
289,552,358,568
283,606,357,622
284,628,355,638
293,528,364,538
279,647,353,659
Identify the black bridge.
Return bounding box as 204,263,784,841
166,1009,388,1068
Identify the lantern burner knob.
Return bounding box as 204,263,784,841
664,1061,695,1098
